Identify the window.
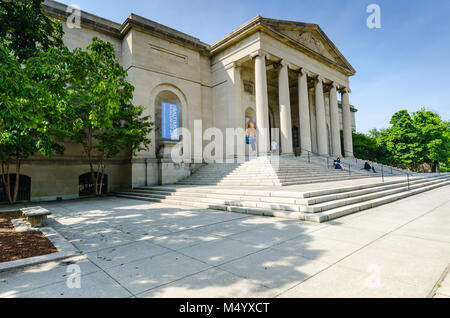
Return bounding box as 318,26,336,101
79,173,108,197
243,80,255,95
0,174,31,202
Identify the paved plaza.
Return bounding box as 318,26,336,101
0,185,449,298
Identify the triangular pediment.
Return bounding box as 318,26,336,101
278,30,336,61
260,18,355,75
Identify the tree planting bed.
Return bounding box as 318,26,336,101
0,211,58,263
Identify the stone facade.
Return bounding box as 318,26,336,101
2,0,357,202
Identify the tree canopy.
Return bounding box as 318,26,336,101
65,38,153,195
357,109,450,172
1,1,153,202
0,0,64,62
0,0,67,203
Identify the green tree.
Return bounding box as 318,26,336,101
352,132,380,161
66,38,154,196
411,109,450,172
372,109,450,172
0,0,64,62
0,45,69,203
0,0,68,203
378,110,420,166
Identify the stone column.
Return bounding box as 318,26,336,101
298,69,312,155
341,88,354,157
278,61,294,156
252,51,270,155
314,76,329,156
329,83,342,157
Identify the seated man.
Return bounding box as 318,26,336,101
364,160,377,173
334,158,344,171
333,157,341,167
370,161,377,173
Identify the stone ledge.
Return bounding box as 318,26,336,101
0,227,79,273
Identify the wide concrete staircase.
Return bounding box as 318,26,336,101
175,157,372,186
116,175,450,223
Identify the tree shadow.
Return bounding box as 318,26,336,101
1,196,330,298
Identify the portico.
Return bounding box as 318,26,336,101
211,17,357,160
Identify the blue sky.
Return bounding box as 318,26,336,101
59,0,450,133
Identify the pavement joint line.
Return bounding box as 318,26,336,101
387,232,450,245
133,266,216,297
274,190,450,297
428,264,450,298
131,239,277,296
83,257,136,298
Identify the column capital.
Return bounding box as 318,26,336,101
315,75,323,83
250,50,271,61
297,67,310,77
279,59,290,68
340,87,351,94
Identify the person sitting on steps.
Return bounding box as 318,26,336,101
364,160,377,173
333,157,344,171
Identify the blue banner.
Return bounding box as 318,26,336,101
161,102,180,140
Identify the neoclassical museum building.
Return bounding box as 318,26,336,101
1,0,358,203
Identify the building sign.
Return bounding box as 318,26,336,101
161,102,180,140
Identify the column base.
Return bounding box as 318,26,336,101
344,152,354,158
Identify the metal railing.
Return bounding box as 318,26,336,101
294,150,426,189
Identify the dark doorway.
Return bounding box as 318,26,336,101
79,173,108,197
0,174,31,203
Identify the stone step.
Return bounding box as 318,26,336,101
135,177,421,197
116,179,450,223
301,178,446,213
182,175,349,182
304,179,450,223
133,176,433,206
192,171,347,177
119,177,448,215
178,175,372,185
152,176,429,197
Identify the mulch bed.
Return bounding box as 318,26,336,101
0,211,58,264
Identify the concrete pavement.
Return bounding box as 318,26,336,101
0,185,449,298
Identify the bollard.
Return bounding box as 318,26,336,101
382,165,384,183
407,174,410,190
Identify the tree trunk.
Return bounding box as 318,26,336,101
1,161,13,204
12,158,21,203
86,130,97,197
96,151,106,196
